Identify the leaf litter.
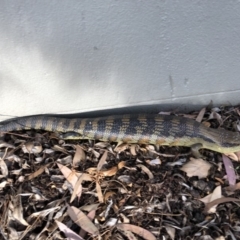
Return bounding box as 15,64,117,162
0,105,240,239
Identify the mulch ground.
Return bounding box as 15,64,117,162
0,105,240,240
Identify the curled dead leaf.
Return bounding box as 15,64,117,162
136,164,154,179
204,197,240,214
224,152,239,161
234,151,240,161
104,191,116,203
130,144,138,156
117,161,126,170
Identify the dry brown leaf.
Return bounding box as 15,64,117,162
43,148,54,154
57,163,83,200
57,155,73,165
96,181,104,203
0,157,8,178
56,220,85,240
11,168,22,175
86,209,96,220
52,145,69,154
104,191,116,202
119,229,137,240
225,182,240,195
114,142,128,153
12,195,29,226
234,151,240,160
196,107,206,122
130,144,137,156
136,164,154,179
118,161,126,169
204,197,240,214
225,152,239,161
73,145,86,167
165,226,176,240
180,158,212,179
90,148,101,158
86,167,99,175
222,154,236,186
27,207,59,222
7,226,20,240
101,166,118,177
6,154,21,163
215,237,225,240
146,158,161,166
22,142,42,154
116,223,156,240
79,209,96,238
80,203,99,212
31,144,43,154
209,111,223,125
0,180,8,190
57,163,80,182
28,163,51,180
67,205,99,236
94,142,110,148
199,186,222,213
70,173,93,203
119,213,130,223
215,177,224,185
118,175,131,184
97,150,108,171
22,142,34,153
145,145,160,155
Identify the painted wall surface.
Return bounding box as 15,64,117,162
0,1,240,120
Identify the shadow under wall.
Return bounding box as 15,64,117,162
0,103,218,122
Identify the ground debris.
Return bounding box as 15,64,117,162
0,105,240,239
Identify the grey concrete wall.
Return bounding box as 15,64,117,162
0,1,240,120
